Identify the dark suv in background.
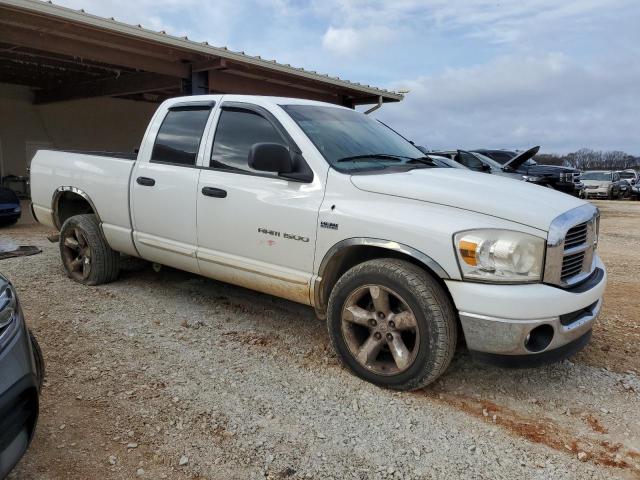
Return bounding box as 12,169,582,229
472,147,583,195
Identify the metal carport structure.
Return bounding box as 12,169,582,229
0,0,402,183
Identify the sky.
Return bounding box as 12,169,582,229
53,0,640,154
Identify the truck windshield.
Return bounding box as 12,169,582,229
582,172,612,181
281,104,426,171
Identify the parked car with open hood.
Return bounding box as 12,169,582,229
30,95,605,390
0,188,21,226
471,147,582,194
581,171,624,199
0,273,44,478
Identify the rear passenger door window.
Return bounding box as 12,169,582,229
210,108,285,175
151,107,212,166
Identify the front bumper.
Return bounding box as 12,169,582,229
583,188,609,198
445,256,606,362
0,306,40,479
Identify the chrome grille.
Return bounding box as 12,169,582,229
561,251,586,280
544,205,599,288
564,223,588,250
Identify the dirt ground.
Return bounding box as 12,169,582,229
2,199,640,479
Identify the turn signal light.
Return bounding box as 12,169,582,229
458,240,478,266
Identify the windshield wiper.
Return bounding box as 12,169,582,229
404,156,436,166
336,154,404,163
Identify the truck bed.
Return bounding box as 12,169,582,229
30,149,138,256
49,149,138,161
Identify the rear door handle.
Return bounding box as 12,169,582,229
201,187,227,198
136,176,155,187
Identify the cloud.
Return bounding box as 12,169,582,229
49,0,640,153
322,25,394,56
376,53,640,154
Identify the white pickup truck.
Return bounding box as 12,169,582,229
31,95,606,390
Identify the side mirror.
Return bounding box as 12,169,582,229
248,143,293,174
481,164,491,172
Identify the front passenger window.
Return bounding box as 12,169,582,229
210,109,285,175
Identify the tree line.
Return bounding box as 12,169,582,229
536,149,640,170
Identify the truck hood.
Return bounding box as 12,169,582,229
350,168,585,231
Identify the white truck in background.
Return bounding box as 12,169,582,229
30,95,606,390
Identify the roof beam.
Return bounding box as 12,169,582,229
192,58,228,72
208,70,341,104
34,72,182,104
0,23,191,78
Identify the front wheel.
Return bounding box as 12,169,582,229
327,259,457,391
59,214,119,285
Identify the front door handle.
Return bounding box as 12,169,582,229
201,187,227,198
136,176,156,187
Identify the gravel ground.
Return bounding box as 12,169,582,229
3,200,640,480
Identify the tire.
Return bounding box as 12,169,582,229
29,330,45,392
327,258,457,391
59,214,119,285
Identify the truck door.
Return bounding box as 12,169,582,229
131,103,214,273
195,102,323,304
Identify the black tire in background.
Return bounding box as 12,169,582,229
327,258,457,391
59,214,119,285
29,330,45,392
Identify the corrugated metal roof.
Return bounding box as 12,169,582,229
0,0,403,102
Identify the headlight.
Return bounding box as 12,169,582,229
454,229,545,283
0,281,17,329
13,206,21,213
522,175,542,182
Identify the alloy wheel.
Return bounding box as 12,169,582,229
61,228,92,281
340,284,420,375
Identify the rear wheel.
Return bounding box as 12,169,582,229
59,214,119,285
327,259,457,391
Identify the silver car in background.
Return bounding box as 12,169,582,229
581,171,623,199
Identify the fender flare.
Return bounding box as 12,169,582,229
51,186,101,229
312,237,450,312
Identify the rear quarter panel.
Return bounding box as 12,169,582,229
30,150,135,253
